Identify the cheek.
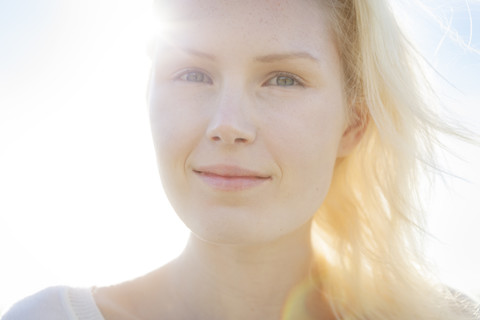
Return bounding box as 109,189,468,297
264,92,346,165
264,93,346,205
149,87,207,153
149,97,204,194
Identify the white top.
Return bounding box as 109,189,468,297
1,286,105,320
3,285,479,319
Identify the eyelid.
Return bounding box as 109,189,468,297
173,68,213,84
263,71,305,87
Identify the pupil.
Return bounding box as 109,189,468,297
187,72,203,82
277,76,294,86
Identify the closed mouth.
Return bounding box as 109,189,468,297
192,165,270,179
192,165,271,191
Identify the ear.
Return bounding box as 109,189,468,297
337,115,368,158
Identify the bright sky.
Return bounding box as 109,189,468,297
0,0,479,313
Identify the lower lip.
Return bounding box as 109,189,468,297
194,172,270,191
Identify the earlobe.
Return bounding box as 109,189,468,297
337,115,368,158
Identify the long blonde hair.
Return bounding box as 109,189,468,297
151,0,478,318
312,0,479,318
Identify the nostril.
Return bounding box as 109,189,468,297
234,137,248,143
209,135,249,144
207,123,256,144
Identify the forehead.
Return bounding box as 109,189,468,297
155,0,334,53
157,0,326,20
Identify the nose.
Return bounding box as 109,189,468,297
206,90,256,145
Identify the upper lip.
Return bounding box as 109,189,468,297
193,165,271,178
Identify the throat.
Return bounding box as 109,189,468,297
167,229,317,320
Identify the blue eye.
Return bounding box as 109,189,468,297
264,72,304,87
177,70,212,84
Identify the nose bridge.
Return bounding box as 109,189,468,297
206,82,256,145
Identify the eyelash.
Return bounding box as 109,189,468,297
174,69,213,84
264,72,305,87
174,70,304,87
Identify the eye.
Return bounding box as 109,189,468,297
176,70,212,84
264,72,304,87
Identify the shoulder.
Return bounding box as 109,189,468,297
1,286,70,320
93,266,177,320
1,286,104,320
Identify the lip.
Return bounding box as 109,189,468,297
193,165,271,191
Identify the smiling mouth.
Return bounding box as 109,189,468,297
193,166,271,191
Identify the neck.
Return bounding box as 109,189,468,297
169,222,315,320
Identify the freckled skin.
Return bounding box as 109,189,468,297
150,0,352,245
95,1,362,319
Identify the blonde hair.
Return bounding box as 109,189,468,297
151,0,478,318
312,0,479,319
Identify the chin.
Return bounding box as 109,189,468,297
180,211,314,248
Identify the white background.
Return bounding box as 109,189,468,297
0,0,479,313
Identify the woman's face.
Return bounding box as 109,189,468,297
150,0,352,245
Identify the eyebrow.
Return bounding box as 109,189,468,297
180,47,216,61
177,47,319,63
255,52,319,63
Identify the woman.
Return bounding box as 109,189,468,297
3,0,479,319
